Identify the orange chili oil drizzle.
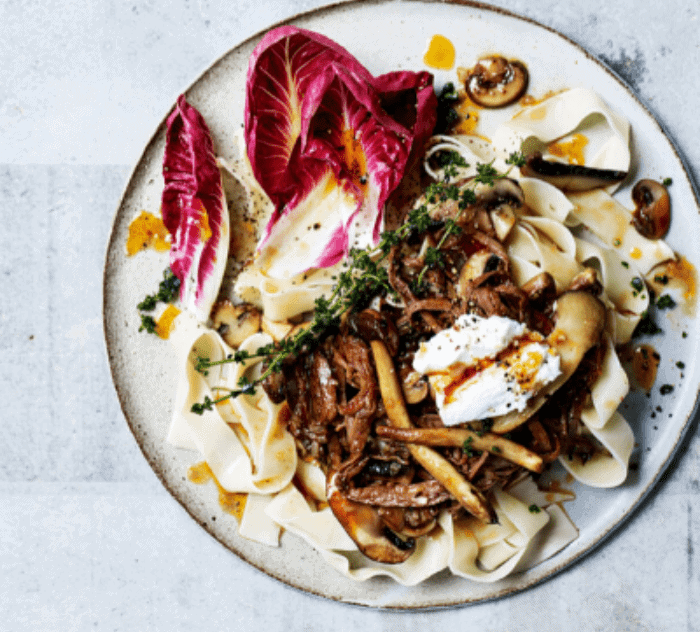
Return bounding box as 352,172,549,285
187,461,247,522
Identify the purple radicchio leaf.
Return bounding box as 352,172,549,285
244,26,437,276
162,95,229,322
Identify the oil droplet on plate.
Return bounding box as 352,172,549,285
423,34,455,70
126,210,171,256
188,461,248,522
156,304,181,339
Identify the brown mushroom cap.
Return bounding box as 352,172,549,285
491,291,606,433
632,179,671,240
465,56,529,108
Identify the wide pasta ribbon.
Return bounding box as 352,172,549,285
263,461,577,586
167,312,297,495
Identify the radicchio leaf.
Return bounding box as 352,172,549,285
245,26,437,277
162,95,229,322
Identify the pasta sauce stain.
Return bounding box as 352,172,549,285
548,133,588,165
539,478,576,503
423,34,455,70
654,256,697,316
187,461,247,522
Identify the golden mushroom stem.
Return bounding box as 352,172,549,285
375,426,544,473
370,340,497,524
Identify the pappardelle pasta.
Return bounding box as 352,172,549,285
140,27,683,585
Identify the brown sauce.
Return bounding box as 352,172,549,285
187,461,247,522
538,478,576,504
620,344,660,392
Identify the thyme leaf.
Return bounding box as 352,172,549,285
190,159,514,414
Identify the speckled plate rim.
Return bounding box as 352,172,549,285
103,0,700,610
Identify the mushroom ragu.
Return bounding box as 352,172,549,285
262,177,608,563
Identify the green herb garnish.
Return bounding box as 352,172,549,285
462,436,475,457
632,311,662,337
505,151,527,168
138,314,157,334
137,267,181,334
528,504,541,514
656,294,676,310
660,384,674,395
662,177,673,187
190,161,517,414
631,277,645,292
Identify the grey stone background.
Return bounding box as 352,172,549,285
1,0,698,630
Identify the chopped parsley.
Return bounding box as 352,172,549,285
435,82,460,133
137,267,181,335
656,294,676,310
662,177,673,187
528,504,541,514
631,277,645,292
660,384,675,395
505,151,527,168
632,311,662,338
676,361,685,369
138,314,157,334
462,436,475,457
654,274,669,285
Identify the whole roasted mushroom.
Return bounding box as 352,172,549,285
632,179,671,240
465,56,529,108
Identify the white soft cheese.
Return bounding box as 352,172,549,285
413,314,561,426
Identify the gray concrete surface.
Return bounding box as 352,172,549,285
1,0,698,630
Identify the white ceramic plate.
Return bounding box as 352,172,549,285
103,0,700,608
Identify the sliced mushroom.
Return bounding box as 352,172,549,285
375,426,544,473
490,206,516,241
521,152,627,192
211,301,261,348
326,471,415,563
465,56,529,108
402,370,429,404
491,290,606,433
457,250,495,292
632,179,671,240
521,271,556,304
261,315,294,342
567,267,602,296
370,340,497,524
474,178,525,212
378,507,438,538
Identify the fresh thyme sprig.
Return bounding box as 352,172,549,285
190,154,517,414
